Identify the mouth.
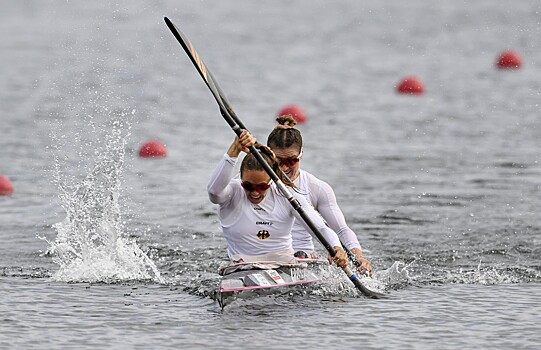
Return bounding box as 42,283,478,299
248,192,263,203
285,169,297,178
282,168,292,176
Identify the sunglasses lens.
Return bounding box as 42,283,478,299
279,157,300,167
255,184,268,191
242,181,270,192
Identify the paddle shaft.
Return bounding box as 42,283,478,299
164,17,377,297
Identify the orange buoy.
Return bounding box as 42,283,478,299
0,175,14,195
138,140,167,158
397,76,424,94
277,104,306,124
496,50,522,69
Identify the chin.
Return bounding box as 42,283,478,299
249,197,263,204
287,170,298,179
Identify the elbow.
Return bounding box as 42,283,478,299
207,185,220,204
208,190,220,204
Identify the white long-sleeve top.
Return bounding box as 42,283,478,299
208,154,341,259
291,170,362,252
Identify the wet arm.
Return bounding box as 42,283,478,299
207,154,237,205
208,131,255,205
316,181,362,250
291,192,342,249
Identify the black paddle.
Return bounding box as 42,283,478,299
164,17,384,298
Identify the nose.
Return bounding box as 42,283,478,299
279,163,289,172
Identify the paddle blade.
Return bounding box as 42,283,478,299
164,18,208,82
164,17,226,112
165,17,241,128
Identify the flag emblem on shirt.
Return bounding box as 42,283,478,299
257,230,270,240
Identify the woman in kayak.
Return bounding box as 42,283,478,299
266,115,373,276
208,129,348,267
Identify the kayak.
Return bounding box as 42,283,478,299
216,259,324,308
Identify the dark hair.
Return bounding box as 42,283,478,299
266,115,303,152
240,144,296,188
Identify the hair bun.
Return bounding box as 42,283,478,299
275,115,297,129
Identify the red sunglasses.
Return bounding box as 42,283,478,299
241,181,271,192
277,148,303,167
278,157,300,167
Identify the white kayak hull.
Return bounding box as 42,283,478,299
216,260,323,308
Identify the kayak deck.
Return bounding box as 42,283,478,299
216,260,323,308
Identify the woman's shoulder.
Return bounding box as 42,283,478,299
299,170,337,204
301,169,332,189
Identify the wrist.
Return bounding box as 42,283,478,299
351,247,363,256
226,144,241,158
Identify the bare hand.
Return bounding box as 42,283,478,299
351,248,373,276
238,130,256,153
328,246,348,268
227,130,256,157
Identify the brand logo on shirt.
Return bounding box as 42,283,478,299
257,230,270,240
253,207,264,211
256,221,273,226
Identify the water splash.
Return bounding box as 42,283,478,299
401,251,541,286
308,260,412,298
443,261,533,285
44,115,164,284
373,261,412,290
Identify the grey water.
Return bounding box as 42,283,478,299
1,1,541,349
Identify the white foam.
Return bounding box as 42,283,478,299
45,116,163,284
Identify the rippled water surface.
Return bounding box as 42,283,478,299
1,1,540,349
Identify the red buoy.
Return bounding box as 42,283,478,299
138,140,167,158
0,175,14,195
277,104,306,124
496,50,522,69
397,76,424,94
